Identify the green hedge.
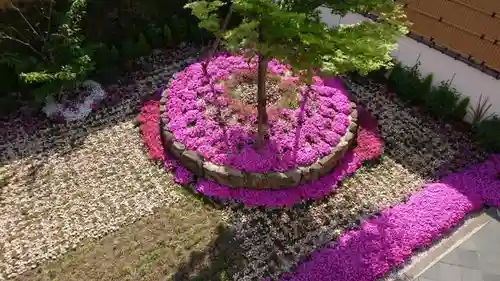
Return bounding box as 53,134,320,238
0,0,216,115
384,62,500,153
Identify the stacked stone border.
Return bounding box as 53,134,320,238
158,89,358,190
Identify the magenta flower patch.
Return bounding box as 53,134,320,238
163,55,352,173
273,154,500,281
137,97,382,207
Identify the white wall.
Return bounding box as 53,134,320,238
318,7,500,123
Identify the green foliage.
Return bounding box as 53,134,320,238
424,81,460,120
388,62,470,122
0,0,205,110
186,0,408,82
163,24,174,46
452,97,470,122
121,38,140,59
0,0,95,104
388,63,429,104
170,15,189,43
137,33,152,56
146,25,163,48
469,94,494,126
474,116,500,152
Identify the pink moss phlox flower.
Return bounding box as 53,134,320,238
137,88,383,208
174,166,194,185
137,100,165,162
164,55,355,172
275,154,500,281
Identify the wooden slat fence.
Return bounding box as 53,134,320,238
402,0,500,71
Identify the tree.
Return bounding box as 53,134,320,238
0,0,95,103
186,0,408,147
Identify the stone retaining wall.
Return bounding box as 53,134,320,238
159,92,358,189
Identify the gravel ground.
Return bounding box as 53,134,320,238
218,78,488,281
0,46,205,280
0,57,487,281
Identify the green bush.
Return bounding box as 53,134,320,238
452,97,470,122
146,25,163,48
474,116,500,152
388,63,430,104
163,24,174,46
424,82,460,120
0,0,206,112
170,15,189,44
137,33,152,56
0,0,96,104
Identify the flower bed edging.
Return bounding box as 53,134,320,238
158,95,358,189
137,98,383,207
269,154,500,281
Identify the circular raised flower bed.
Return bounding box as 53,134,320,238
158,54,358,189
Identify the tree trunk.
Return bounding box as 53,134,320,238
202,4,234,76
256,25,268,148
256,53,268,148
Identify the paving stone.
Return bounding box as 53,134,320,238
482,272,500,281
468,222,500,254
417,278,436,281
477,251,500,275
441,248,479,269
421,262,463,281
460,267,484,281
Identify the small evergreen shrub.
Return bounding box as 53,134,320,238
424,81,460,120
452,97,470,122
163,24,173,46
137,33,152,56
146,25,163,48
474,116,500,152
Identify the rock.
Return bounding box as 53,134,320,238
159,96,168,105
227,167,246,187
299,166,312,184
350,106,358,121
170,142,186,158
267,172,288,189
204,162,230,185
283,168,302,186
344,131,355,145
247,173,267,189
318,144,348,174
161,129,174,147
309,162,323,180
348,121,358,133
179,150,204,177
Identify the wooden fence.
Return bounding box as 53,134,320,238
402,0,500,71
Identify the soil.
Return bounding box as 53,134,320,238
229,79,283,107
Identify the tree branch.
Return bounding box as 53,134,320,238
8,1,42,38
202,3,234,75
0,33,47,61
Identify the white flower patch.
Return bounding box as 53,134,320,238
42,80,107,122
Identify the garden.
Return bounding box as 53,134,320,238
1,0,500,281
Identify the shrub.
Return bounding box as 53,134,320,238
121,38,140,60
137,33,152,56
146,24,163,48
424,81,460,120
469,94,494,126
474,116,500,152
388,63,428,104
163,24,174,46
0,0,96,104
170,15,188,44
452,97,470,122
